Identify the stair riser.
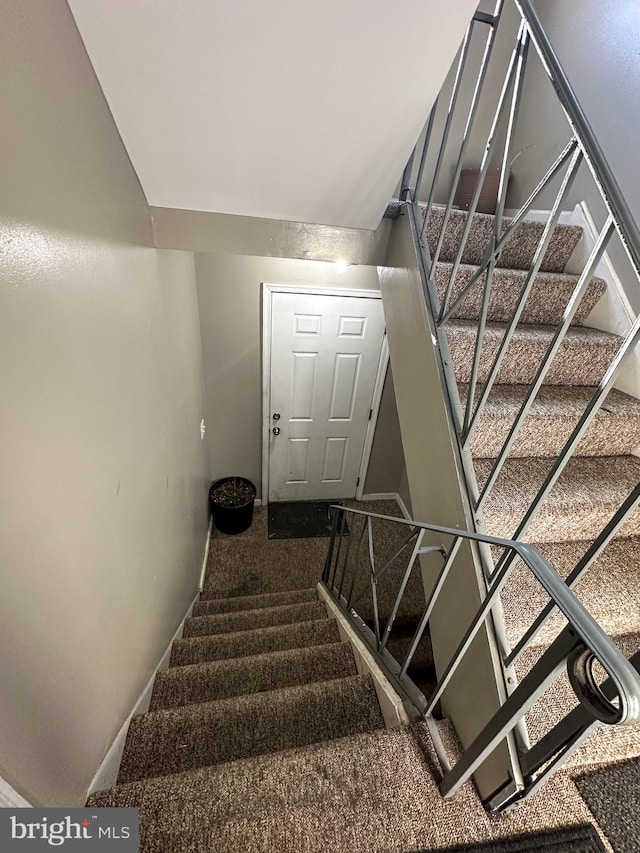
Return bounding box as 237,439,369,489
193,588,317,615
476,454,640,544
484,505,640,544
183,601,327,638
170,619,341,667
150,643,357,710
469,411,640,458
433,264,605,327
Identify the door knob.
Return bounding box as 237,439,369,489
272,426,281,436
272,413,281,420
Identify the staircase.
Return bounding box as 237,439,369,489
88,503,619,851
424,205,640,770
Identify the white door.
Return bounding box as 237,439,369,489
268,291,385,502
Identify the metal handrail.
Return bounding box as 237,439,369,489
325,504,640,727
400,0,640,596
379,0,640,810
322,504,640,806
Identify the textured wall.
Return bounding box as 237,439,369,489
0,0,208,805
194,253,404,498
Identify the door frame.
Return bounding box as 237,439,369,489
261,283,389,506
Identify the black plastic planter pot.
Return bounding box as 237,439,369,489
209,477,256,535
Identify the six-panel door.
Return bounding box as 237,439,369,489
268,291,385,502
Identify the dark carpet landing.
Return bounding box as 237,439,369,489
267,500,347,539
418,823,605,852
575,758,640,853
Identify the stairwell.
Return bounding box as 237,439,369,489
86,209,640,851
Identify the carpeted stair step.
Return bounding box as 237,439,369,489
182,600,327,638
476,455,640,544
193,587,317,615
118,674,384,784
423,207,583,272
462,384,640,459
170,618,340,667
88,723,599,852
499,537,640,649
518,632,640,774
446,320,621,387
150,642,357,710
433,262,605,326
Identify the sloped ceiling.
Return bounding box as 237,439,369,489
68,0,477,230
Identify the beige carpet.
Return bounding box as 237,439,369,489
90,722,613,853
432,206,640,813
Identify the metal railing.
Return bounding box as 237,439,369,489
364,0,640,810
322,505,640,809
402,0,640,524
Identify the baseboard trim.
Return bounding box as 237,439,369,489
86,589,199,798
0,776,31,808
199,516,213,592
317,583,414,728
359,492,398,502
359,491,412,520
394,493,412,520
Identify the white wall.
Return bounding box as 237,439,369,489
68,0,478,230
0,0,209,805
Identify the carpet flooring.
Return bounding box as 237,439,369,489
150,641,357,710
169,617,341,667
89,723,611,853
118,674,384,784
201,498,404,598
574,759,640,853
462,385,640,459
433,263,606,327
424,207,582,272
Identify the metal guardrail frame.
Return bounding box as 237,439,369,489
321,505,640,807
368,0,640,810
400,0,640,660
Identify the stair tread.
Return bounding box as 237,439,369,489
150,641,356,710
170,617,341,667
500,537,640,647
462,384,640,458
183,600,327,638
434,262,605,326
423,207,583,272
118,674,384,784
446,319,621,387
477,454,640,543
88,723,598,852
193,587,317,614
447,317,621,345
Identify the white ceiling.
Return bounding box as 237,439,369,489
68,0,477,230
